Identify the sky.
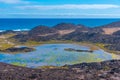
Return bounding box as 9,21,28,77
0,0,120,18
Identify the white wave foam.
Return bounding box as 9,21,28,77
0,30,5,32
0,29,30,32
13,29,30,31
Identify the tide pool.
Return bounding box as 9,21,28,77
0,44,118,68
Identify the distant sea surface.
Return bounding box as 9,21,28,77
0,18,120,31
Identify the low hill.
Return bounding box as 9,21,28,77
29,25,57,35
53,23,77,30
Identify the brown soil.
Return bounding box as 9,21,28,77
58,29,75,35
102,27,120,35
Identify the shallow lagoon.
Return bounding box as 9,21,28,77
0,44,119,68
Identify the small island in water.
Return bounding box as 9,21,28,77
0,46,35,53
64,48,93,53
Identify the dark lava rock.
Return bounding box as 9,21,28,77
64,48,93,53
105,44,120,51
1,47,35,53
0,60,119,80
29,25,57,35
113,30,120,35
27,25,59,41
53,23,77,30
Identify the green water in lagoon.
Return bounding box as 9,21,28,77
0,44,118,68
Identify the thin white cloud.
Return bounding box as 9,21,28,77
0,0,29,4
17,4,120,10
3,13,120,17
1,13,120,18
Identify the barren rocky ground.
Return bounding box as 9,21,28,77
0,60,119,80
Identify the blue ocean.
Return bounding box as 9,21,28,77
0,18,120,31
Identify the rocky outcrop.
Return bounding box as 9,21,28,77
113,30,120,35
29,25,57,35
105,44,120,51
64,48,93,52
53,23,77,30
0,60,119,80
17,25,59,41
0,47,35,53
